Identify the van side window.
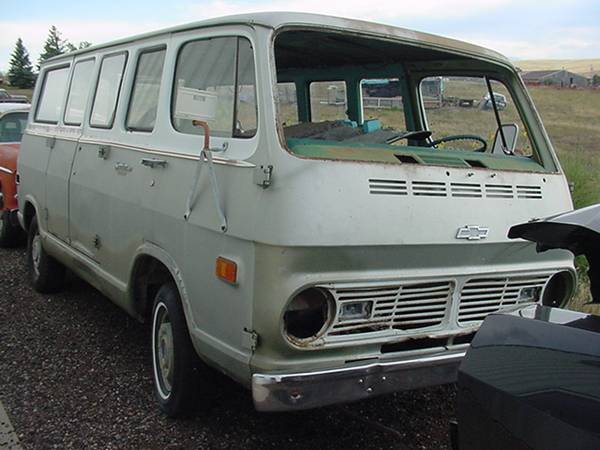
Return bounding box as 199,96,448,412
126,47,166,132
64,59,95,126
35,66,70,124
90,53,127,128
172,37,257,138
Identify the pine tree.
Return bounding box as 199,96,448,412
7,38,35,89
38,25,66,67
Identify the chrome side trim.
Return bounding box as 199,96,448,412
24,130,256,168
252,349,466,411
0,166,13,175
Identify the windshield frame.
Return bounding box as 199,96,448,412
270,26,560,174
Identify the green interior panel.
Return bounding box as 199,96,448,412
286,138,547,172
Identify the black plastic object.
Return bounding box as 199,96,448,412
456,305,600,450
509,203,600,303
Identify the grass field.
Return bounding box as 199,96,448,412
4,84,600,312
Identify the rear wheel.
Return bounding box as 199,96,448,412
26,215,65,293
151,282,207,416
0,210,22,248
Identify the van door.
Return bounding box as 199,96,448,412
70,52,127,261
46,58,95,243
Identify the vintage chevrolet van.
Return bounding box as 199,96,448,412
18,13,576,414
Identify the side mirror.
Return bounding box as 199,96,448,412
174,85,218,150
492,123,519,155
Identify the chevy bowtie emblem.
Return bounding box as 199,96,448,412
456,225,489,240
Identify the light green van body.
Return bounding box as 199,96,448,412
18,13,575,411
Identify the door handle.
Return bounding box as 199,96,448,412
141,158,168,169
114,162,132,174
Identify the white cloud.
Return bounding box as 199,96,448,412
1,1,598,72
453,26,600,59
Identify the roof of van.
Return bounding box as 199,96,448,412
44,12,511,67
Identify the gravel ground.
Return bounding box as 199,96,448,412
0,246,456,450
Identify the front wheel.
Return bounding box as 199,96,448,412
151,282,206,416
26,216,65,293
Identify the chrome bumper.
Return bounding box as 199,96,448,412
252,349,466,412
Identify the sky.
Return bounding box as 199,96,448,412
1,0,599,72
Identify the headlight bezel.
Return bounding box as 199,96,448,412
541,270,575,308
282,287,335,346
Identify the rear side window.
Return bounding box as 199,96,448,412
64,59,95,126
126,48,166,132
172,36,258,138
90,53,127,128
35,66,70,123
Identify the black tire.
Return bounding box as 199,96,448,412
0,210,23,248
151,282,206,417
26,215,66,293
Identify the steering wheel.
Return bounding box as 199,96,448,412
427,134,487,152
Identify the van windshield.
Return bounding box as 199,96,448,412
274,30,546,172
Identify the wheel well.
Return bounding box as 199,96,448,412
23,202,36,231
131,255,174,322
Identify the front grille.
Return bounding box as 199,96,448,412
318,270,558,344
458,273,552,324
327,281,453,336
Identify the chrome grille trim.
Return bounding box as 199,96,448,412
318,270,559,343
457,273,552,324
327,281,453,336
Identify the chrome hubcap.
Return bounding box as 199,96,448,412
153,303,174,399
31,233,42,276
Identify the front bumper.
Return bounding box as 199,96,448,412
252,349,466,411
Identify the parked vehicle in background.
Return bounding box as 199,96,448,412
0,89,29,104
481,92,507,111
0,103,29,246
17,13,576,416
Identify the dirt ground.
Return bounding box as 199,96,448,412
0,246,456,450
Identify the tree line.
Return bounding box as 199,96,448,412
5,26,92,89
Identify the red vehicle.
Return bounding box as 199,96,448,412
0,103,29,247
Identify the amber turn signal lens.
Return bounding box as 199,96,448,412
216,257,237,284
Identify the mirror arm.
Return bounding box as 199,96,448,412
192,120,210,150
183,121,228,232
485,76,511,155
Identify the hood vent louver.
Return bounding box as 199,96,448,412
369,179,408,195
451,182,483,198
485,184,514,198
516,185,543,199
369,180,542,200
412,181,448,197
